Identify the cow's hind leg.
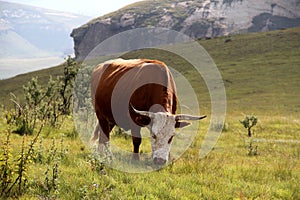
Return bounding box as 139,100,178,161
131,125,141,160
91,123,100,143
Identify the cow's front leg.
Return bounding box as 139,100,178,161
131,126,141,160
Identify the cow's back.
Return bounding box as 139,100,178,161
91,58,177,130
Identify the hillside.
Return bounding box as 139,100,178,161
71,0,300,60
0,28,299,200
0,0,90,79
1,27,299,115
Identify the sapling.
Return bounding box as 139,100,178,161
239,114,258,156
239,114,258,137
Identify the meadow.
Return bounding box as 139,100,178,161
0,27,299,199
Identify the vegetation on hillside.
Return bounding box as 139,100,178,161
2,27,299,114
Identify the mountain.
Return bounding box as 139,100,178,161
71,0,300,60
0,1,90,79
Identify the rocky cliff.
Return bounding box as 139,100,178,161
71,0,300,60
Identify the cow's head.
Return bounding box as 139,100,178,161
131,106,206,165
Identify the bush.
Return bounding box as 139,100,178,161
0,127,39,197
239,114,258,137
6,56,79,136
0,131,67,198
239,114,258,156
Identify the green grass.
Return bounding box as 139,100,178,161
0,63,64,108
0,116,299,199
200,28,300,115
0,27,300,199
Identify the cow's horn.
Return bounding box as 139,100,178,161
175,114,207,121
130,104,155,118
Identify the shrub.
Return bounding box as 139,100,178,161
6,56,79,136
239,114,258,137
0,127,40,197
0,131,67,198
239,114,258,156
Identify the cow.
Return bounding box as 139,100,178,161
91,58,206,165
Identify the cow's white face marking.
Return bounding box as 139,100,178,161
148,112,176,164
131,105,206,165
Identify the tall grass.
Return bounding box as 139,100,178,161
0,113,299,199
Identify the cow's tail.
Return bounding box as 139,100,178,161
90,123,100,143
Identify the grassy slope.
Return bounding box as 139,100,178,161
0,28,299,199
200,28,300,115
0,64,64,107
1,27,299,115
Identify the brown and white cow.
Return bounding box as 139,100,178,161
91,58,206,165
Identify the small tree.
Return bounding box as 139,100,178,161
7,56,79,135
7,77,54,135
239,114,258,137
57,56,78,115
239,114,258,156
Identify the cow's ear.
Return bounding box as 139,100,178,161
135,116,151,127
175,121,191,128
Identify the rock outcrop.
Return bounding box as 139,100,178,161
71,0,300,60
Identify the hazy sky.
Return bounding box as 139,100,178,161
4,0,143,16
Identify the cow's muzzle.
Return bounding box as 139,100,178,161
153,157,166,165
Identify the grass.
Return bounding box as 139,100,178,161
200,28,300,115
0,63,64,108
0,115,299,199
0,27,300,199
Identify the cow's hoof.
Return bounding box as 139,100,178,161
98,143,105,154
132,153,140,161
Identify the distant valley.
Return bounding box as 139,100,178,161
0,0,90,79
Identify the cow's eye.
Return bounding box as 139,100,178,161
168,136,174,144
152,134,157,140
